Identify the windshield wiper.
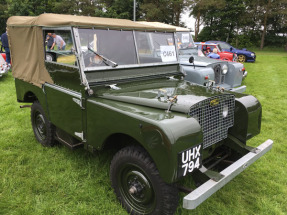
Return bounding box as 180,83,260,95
88,46,118,67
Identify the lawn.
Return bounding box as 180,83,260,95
0,51,286,215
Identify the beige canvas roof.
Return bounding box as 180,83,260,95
7,14,175,32
7,14,176,88
137,21,190,32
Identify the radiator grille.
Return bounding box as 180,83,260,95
189,94,235,149
214,65,225,84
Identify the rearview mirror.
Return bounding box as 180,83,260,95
189,56,194,64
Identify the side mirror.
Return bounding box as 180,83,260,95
189,56,194,64
230,47,233,51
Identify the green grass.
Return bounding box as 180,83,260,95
1,51,287,215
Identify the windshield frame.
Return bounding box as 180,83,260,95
175,31,195,50
73,27,179,71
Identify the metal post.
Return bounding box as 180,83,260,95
133,0,136,21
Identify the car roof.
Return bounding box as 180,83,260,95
7,14,177,89
137,21,190,32
207,41,230,45
7,14,175,32
194,42,218,46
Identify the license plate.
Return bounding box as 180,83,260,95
178,144,202,177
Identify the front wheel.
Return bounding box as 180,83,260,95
110,146,179,215
31,101,55,147
237,54,246,62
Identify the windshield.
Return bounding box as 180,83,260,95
218,42,231,50
78,29,177,68
175,32,195,50
179,48,202,56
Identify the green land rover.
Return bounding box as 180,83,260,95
8,14,273,215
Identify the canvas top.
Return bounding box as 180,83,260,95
7,14,175,32
137,21,190,32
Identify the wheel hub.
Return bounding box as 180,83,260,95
35,112,46,139
118,166,156,213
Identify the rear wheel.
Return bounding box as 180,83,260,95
238,54,246,62
46,53,54,61
110,146,179,215
31,101,55,147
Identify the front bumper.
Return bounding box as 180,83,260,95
230,85,246,93
183,139,273,209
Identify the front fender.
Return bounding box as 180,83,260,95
229,94,261,143
86,98,202,183
182,65,214,85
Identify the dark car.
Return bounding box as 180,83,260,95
8,14,272,215
207,41,256,63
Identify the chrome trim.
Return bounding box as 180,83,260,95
74,132,84,141
44,83,81,98
133,30,140,64
230,85,246,93
84,62,179,72
72,98,83,108
72,27,91,93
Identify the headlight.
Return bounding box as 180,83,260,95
222,64,228,74
223,105,228,118
251,53,255,57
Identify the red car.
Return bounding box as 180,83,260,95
1,46,6,61
195,42,237,62
1,53,6,61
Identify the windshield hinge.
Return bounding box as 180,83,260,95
108,84,121,90
74,131,84,141
72,98,84,109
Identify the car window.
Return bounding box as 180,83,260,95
218,42,231,50
43,30,77,66
78,29,137,68
135,32,177,64
175,32,195,49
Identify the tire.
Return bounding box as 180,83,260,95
31,101,55,147
237,54,246,63
46,53,54,61
110,146,179,215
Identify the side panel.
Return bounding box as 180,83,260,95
44,83,83,140
14,78,47,113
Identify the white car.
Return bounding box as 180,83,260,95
0,54,10,77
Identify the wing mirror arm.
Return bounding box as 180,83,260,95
189,56,195,69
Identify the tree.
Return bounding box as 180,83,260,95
101,0,143,20
260,0,272,49
7,0,57,16
0,0,9,34
140,0,190,25
189,0,223,41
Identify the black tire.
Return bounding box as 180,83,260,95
31,101,55,147
237,54,246,63
46,52,54,61
110,146,179,215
